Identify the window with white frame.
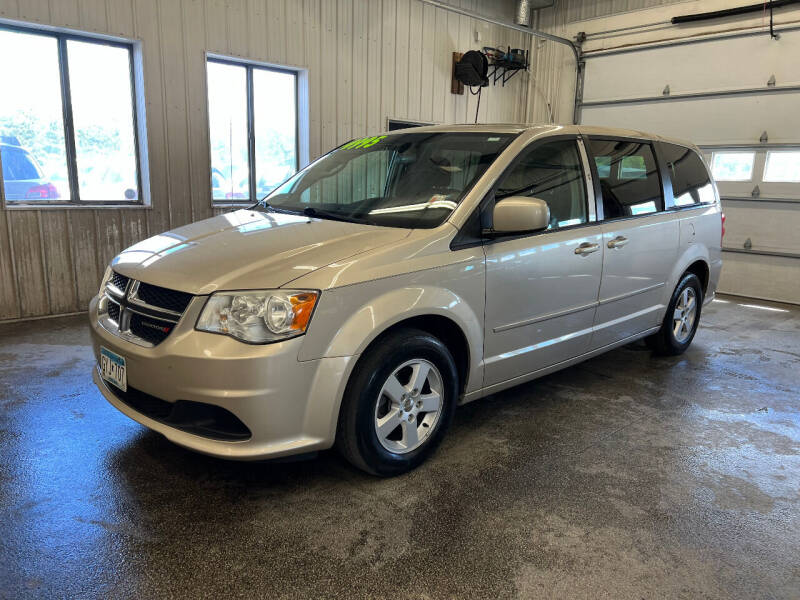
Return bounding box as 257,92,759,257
710,151,755,182
763,151,800,183
206,57,298,202
0,24,143,204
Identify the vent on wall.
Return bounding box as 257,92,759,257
387,119,433,131
516,0,555,27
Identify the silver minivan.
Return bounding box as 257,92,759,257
90,124,723,475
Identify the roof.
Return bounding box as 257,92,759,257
379,122,699,150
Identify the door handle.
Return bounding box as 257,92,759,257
607,235,628,249
574,242,600,255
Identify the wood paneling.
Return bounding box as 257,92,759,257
0,209,18,320
0,0,529,321
8,212,48,318
66,211,101,308
40,210,79,314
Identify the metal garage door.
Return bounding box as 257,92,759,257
578,27,800,304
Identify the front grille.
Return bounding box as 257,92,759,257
110,271,129,292
100,275,194,347
107,299,121,323
137,282,193,314
129,312,175,345
103,378,252,441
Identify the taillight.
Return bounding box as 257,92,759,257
25,183,60,199
720,212,726,245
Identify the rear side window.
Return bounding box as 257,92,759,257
588,139,662,219
662,143,715,207
496,140,587,230
0,146,42,181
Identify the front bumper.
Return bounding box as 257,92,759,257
89,295,355,460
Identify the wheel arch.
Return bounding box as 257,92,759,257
666,244,711,299
304,283,484,393
354,314,471,397
684,259,710,294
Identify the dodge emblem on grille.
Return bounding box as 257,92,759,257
102,274,186,347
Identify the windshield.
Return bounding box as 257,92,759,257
261,132,517,228
0,146,42,181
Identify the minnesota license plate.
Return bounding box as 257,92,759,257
100,347,127,392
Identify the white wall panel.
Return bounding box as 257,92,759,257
0,0,529,321
583,29,800,102
718,253,800,305
581,93,800,146
721,201,800,255
535,0,800,303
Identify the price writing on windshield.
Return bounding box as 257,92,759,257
341,135,388,150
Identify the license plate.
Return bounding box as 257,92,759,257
100,347,127,392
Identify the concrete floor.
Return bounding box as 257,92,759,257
0,295,798,599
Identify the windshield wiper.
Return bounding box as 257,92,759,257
251,199,303,216
303,207,369,224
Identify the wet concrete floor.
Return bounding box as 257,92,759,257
1,295,798,599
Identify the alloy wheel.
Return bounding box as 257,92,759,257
373,359,444,454
672,287,697,343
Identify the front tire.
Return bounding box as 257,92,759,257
335,328,458,476
647,272,703,355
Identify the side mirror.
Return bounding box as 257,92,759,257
486,196,550,235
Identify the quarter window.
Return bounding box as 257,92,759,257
763,151,800,183
710,151,755,182
589,139,662,219
0,25,142,204
662,143,715,207
496,140,587,229
207,58,298,202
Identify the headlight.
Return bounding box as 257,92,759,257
99,266,112,296
196,290,319,344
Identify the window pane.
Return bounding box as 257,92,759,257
589,139,662,219
0,29,69,201
207,61,249,201
68,40,139,202
253,68,297,198
711,152,754,181
497,140,587,229
662,143,714,206
764,151,800,182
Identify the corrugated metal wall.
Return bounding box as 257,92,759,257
0,0,529,322
525,2,574,125
553,0,689,23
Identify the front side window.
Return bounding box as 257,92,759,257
589,139,662,219
662,143,715,207
207,58,297,202
710,151,755,182
763,151,800,182
495,140,587,229
0,26,141,204
262,132,516,228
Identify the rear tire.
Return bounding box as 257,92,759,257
335,328,458,476
647,273,703,356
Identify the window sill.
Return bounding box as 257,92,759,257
3,202,151,210
212,202,253,209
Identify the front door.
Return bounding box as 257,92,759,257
483,138,603,387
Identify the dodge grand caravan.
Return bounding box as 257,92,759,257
90,124,723,475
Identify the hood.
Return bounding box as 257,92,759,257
111,209,411,294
